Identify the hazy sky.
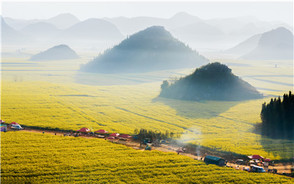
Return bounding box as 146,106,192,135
1,1,293,25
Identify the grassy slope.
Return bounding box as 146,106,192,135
2,131,293,184
1,58,294,159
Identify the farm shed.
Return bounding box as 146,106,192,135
118,134,132,139
109,133,119,137
10,122,19,126
204,155,226,166
95,129,108,134
77,127,91,133
248,155,264,160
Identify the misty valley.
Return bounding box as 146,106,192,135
1,4,294,183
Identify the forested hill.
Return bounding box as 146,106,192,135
159,62,262,101
261,91,294,139
80,26,208,73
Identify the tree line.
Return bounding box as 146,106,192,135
260,91,294,139
134,128,179,143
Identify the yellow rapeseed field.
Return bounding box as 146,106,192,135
1,58,293,159
1,131,293,184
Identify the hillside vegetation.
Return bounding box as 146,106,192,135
261,91,294,139
80,26,208,73
2,131,293,184
160,62,262,101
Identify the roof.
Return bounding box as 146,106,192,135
248,155,264,159
95,129,108,133
205,155,223,161
109,133,119,137
118,134,132,138
77,127,91,133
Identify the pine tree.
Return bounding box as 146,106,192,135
260,91,294,139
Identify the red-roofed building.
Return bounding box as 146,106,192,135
248,155,264,160
77,127,91,133
118,134,132,139
95,129,108,134
264,158,271,162
109,133,119,137
10,122,18,125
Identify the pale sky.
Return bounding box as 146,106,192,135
1,1,293,25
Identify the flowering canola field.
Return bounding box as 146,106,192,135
2,131,293,184
1,58,294,160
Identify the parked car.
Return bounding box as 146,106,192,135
250,165,266,173
236,159,245,165
11,124,23,130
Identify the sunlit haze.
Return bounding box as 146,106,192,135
1,2,293,25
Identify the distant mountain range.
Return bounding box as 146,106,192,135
3,12,291,50
29,44,79,61
2,15,123,47
58,18,123,42
105,12,291,49
1,17,30,44
171,21,225,44
227,27,293,60
45,13,80,29
80,26,208,73
160,62,262,101
21,22,61,41
4,13,79,30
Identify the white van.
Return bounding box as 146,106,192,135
250,165,266,173
11,124,23,130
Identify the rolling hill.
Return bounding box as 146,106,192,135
80,26,208,73
160,62,262,101
171,22,225,45
45,13,80,29
241,27,293,60
21,22,61,41
29,44,79,61
225,34,262,56
1,17,29,45
59,18,123,42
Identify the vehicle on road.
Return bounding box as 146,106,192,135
11,124,23,130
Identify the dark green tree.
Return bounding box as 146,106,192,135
260,91,294,139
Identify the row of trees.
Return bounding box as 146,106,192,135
260,91,294,139
134,128,179,143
